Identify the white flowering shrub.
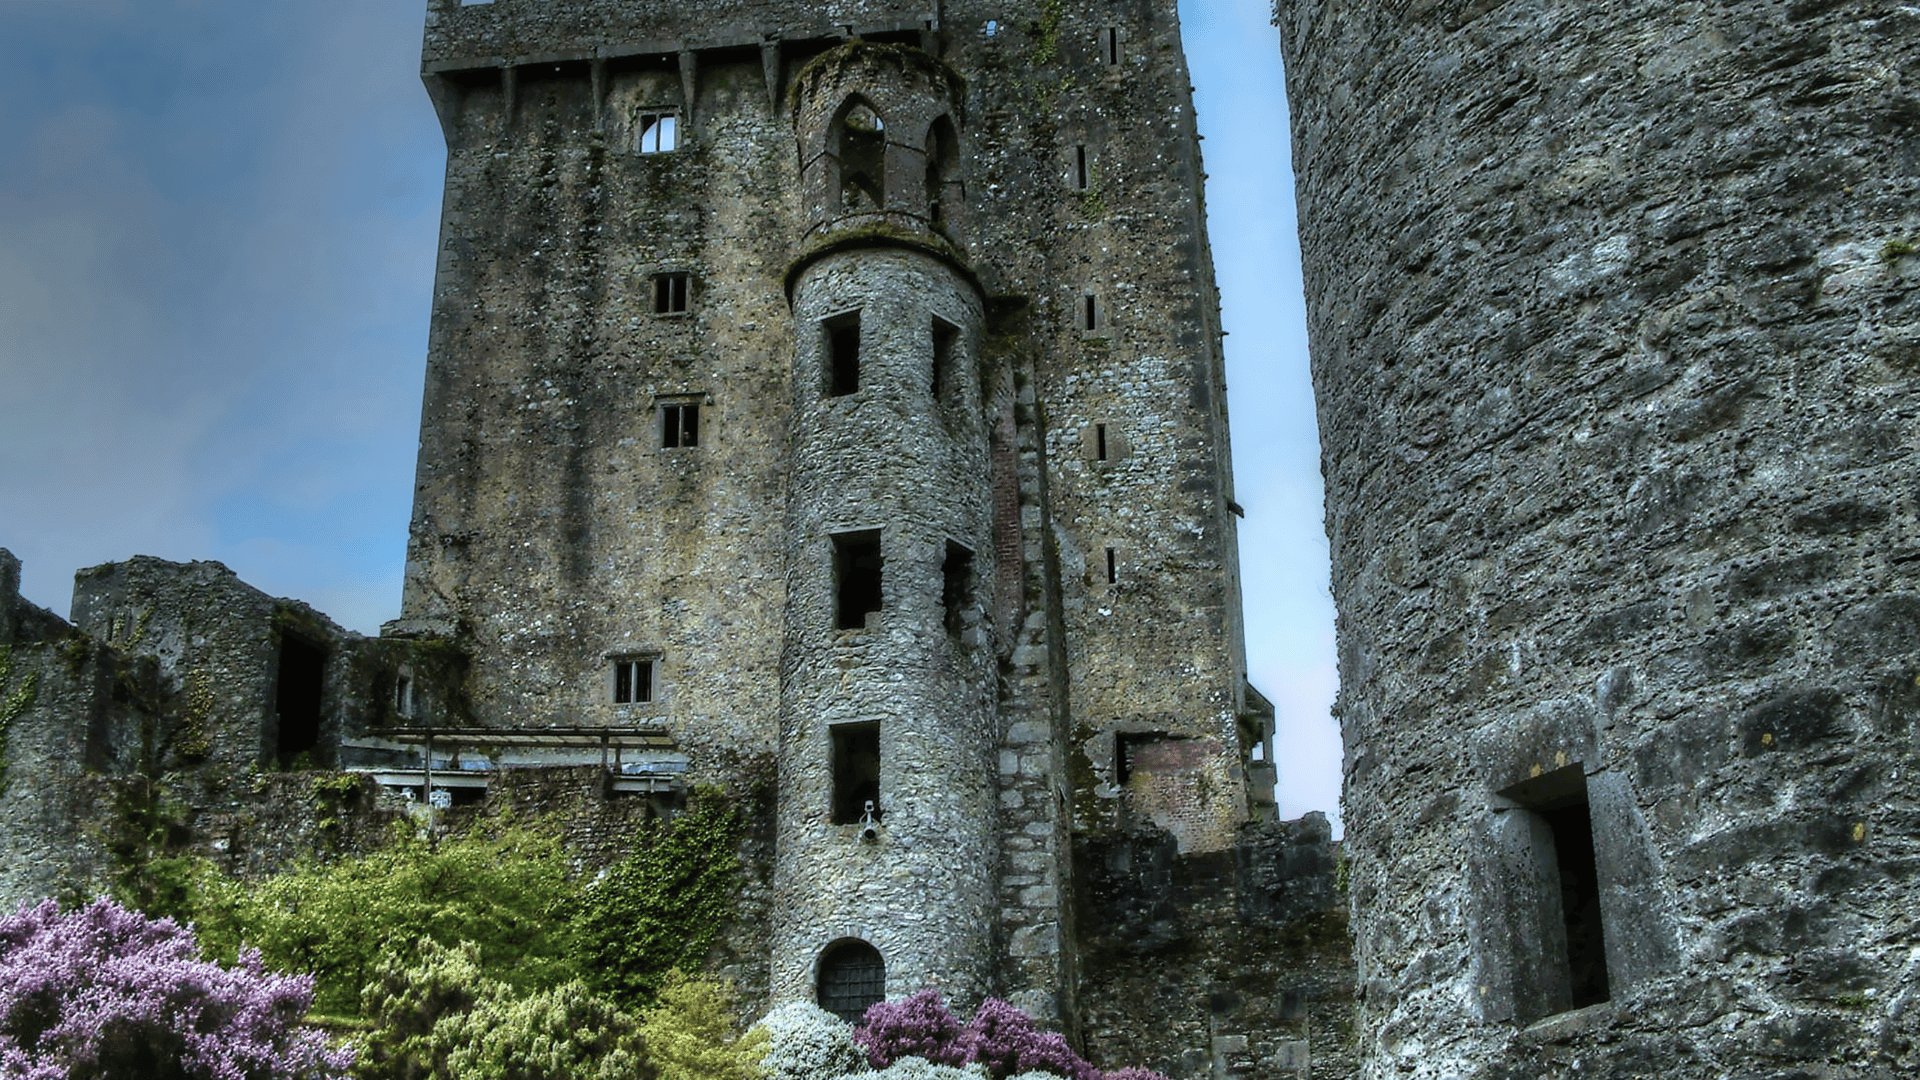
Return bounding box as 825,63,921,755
829,1055,992,1080
755,1000,870,1080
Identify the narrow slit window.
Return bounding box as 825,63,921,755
1095,423,1109,461
613,658,655,704
931,317,959,402
638,112,678,153
1074,145,1090,190
825,312,861,397
394,675,415,718
1101,27,1121,65
830,721,881,824
1082,294,1101,331
1498,765,1613,1021
942,541,974,637
653,272,689,314
1105,546,1118,585
833,530,883,630
662,403,700,448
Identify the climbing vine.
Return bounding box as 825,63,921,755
0,645,42,798
572,788,747,1007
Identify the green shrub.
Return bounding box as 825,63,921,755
639,970,766,1080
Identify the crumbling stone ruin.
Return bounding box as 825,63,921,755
1279,0,1920,1076
0,1,1351,1078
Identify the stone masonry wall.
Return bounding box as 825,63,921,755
1279,0,1920,1076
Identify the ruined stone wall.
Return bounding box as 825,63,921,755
1279,0,1920,1075
1077,815,1356,1080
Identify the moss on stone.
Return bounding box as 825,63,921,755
0,645,42,798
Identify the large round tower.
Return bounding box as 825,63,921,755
769,43,1000,1013
1280,0,1920,1075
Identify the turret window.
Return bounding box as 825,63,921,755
832,530,883,630
931,317,959,403
830,721,881,825
825,312,861,397
838,101,886,210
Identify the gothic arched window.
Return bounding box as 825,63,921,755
836,99,887,211
816,939,885,1022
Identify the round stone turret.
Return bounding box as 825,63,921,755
789,41,969,253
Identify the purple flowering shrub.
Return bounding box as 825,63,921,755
962,998,1095,1080
0,897,353,1080
857,989,966,1067
854,992,1168,1080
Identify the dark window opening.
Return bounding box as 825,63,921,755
926,116,958,224
274,635,326,765
830,721,881,825
1547,798,1611,1009
1500,765,1612,1019
942,541,974,637
1082,294,1100,331
662,403,699,448
638,112,678,153
613,658,655,704
445,785,487,808
1105,546,1118,585
833,530,883,630
817,939,885,1022
1101,27,1121,65
839,102,886,210
931,317,959,402
654,272,689,313
825,312,861,397
1095,422,1109,460
1074,145,1090,190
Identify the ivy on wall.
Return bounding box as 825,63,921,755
0,645,41,798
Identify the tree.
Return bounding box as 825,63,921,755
0,897,352,1080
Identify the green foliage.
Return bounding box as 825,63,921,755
355,940,647,1080
1884,239,1917,262
102,776,202,923
196,825,580,1016
1029,0,1066,64
173,669,214,760
573,792,746,1007
0,644,41,798
639,970,766,1080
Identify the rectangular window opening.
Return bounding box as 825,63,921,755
1101,27,1121,65
662,402,700,448
1095,422,1109,461
1082,294,1100,331
931,317,959,402
274,634,326,765
638,112,678,153
613,658,656,704
942,541,975,637
1501,765,1612,1019
1074,145,1090,190
1105,546,1118,585
825,312,861,397
653,272,689,314
830,721,881,825
394,675,414,719
833,530,884,630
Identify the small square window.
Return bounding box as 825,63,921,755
638,112,678,153
654,272,689,314
613,657,656,704
662,402,699,448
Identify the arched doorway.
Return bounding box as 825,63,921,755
816,938,885,1022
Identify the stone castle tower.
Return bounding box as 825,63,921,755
1279,0,1920,1076
394,0,1268,1020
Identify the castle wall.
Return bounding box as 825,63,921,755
1279,0,1920,1075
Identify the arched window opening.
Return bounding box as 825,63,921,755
837,100,887,211
925,116,959,224
817,940,885,1022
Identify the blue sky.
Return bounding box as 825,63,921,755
0,0,1339,830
